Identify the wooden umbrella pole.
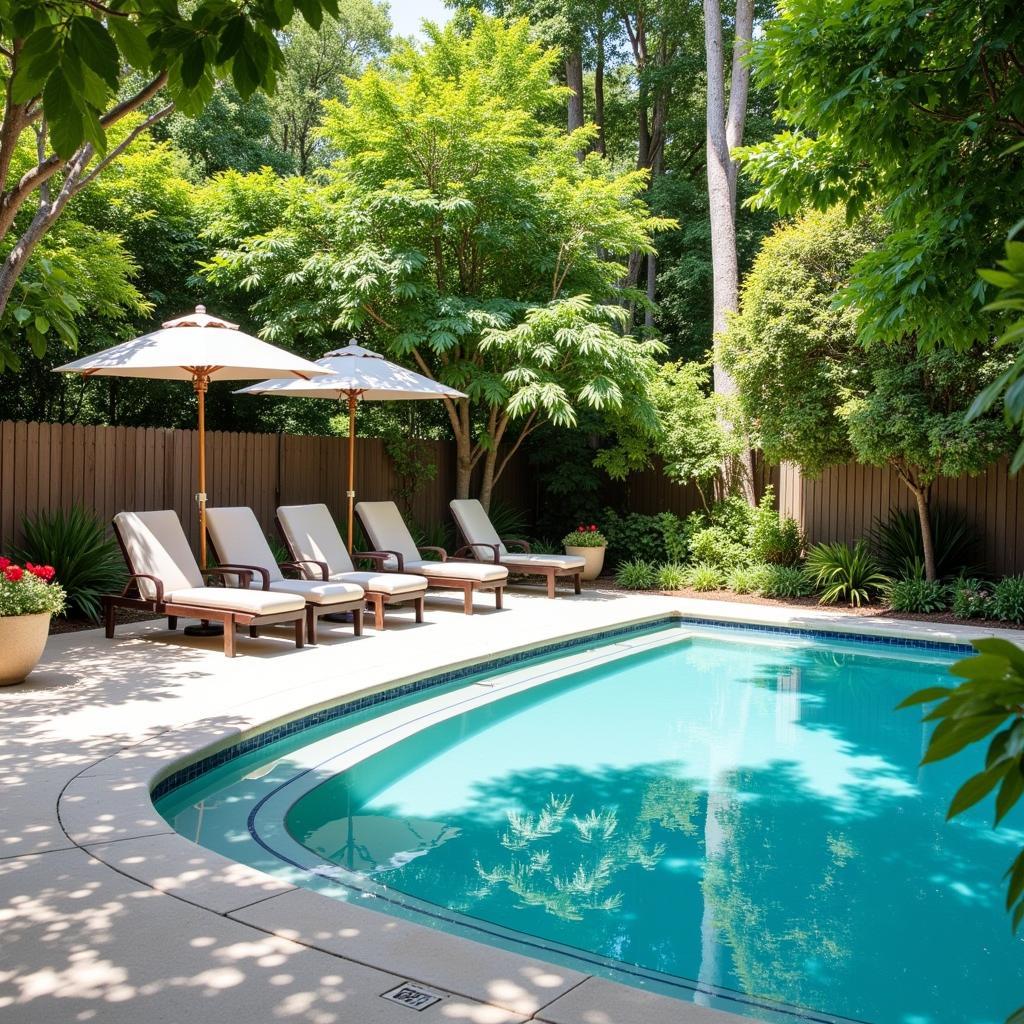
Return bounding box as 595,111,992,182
195,372,210,568
346,393,357,552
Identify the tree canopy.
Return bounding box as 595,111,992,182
739,0,1024,351
721,206,1014,578
202,15,670,506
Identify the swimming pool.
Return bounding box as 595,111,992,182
156,622,1024,1024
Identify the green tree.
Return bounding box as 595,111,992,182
721,208,1014,580
737,0,1024,352
203,15,670,507
269,3,391,176
164,82,294,178
0,0,340,367
596,360,739,509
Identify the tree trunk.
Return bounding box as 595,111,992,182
594,28,606,156
910,482,937,581
704,0,756,505
565,49,584,140
479,446,497,513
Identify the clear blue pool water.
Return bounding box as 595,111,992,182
157,626,1024,1024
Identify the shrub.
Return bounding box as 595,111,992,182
951,578,993,620
709,494,756,542
602,509,680,565
661,514,693,564
759,564,815,599
0,559,66,617
13,506,125,621
562,524,607,548
529,537,560,555
868,505,981,580
748,486,804,565
992,576,1024,624
684,562,724,592
655,563,687,591
726,563,768,594
886,578,949,614
804,540,889,607
615,559,657,590
487,499,530,541
688,526,749,570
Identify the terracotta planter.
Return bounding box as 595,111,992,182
0,612,51,686
565,545,606,582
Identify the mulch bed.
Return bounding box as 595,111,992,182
581,578,1024,632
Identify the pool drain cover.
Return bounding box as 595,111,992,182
380,982,444,1011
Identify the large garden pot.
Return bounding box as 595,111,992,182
566,545,606,582
0,612,50,685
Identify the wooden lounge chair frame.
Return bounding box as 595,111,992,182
104,520,306,658
452,536,582,599
369,545,503,615
206,545,364,645
274,515,425,630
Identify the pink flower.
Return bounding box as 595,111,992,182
589,524,597,531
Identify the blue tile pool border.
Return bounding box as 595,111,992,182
150,613,976,802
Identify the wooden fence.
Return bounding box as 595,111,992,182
0,420,530,553
624,457,1024,576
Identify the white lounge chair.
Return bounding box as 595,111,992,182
206,507,366,643
106,510,307,657
275,503,428,630
450,499,584,599
355,500,507,615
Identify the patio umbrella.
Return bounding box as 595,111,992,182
55,305,326,569
236,340,465,551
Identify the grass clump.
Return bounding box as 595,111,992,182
684,562,724,592
615,559,657,590
886,578,949,614
992,576,1024,623
655,563,687,591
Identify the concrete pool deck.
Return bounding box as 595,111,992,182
1,586,1019,1024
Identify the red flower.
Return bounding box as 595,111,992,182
3,564,23,582
577,524,586,532
589,524,597,531
27,563,55,582
0,557,9,570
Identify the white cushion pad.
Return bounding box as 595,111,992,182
264,579,364,607
164,587,303,615
332,571,427,596
406,559,508,583
502,553,585,571
277,503,355,575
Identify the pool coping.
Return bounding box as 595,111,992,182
53,604,1010,1024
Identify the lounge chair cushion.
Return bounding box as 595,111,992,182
164,586,303,616
502,552,585,571
277,503,355,575
114,510,205,601
450,499,507,556
206,506,286,582
330,571,427,596
267,579,364,606
355,501,422,565
405,559,508,583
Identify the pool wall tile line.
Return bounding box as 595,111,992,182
150,613,975,803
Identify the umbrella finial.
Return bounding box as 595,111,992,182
196,304,207,314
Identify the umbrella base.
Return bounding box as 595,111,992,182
321,611,354,623
183,622,226,638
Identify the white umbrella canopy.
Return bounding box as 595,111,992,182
56,305,326,568
236,340,466,550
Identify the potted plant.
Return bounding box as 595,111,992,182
562,524,608,581
0,558,65,685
